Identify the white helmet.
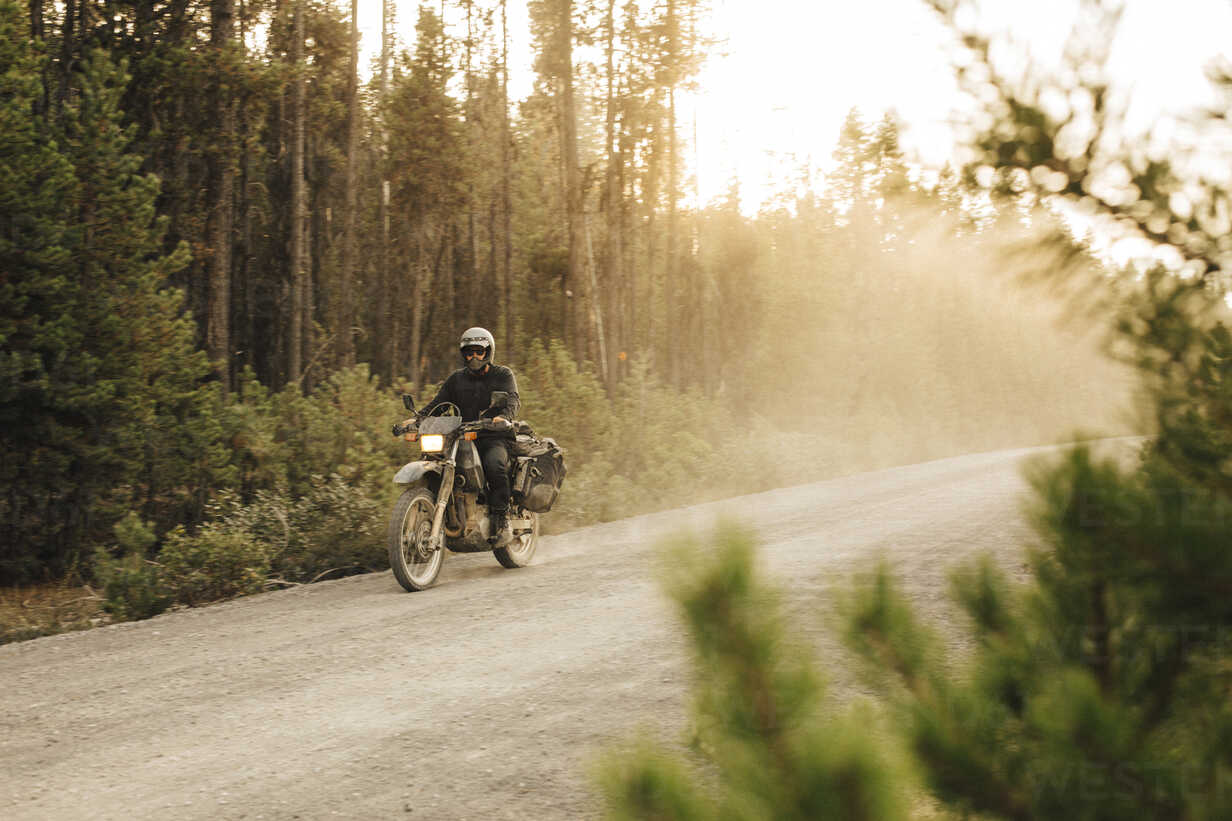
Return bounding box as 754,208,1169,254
459,326,495,372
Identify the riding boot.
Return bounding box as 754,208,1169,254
487,506,508,544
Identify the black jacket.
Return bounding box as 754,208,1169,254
422,364,521,424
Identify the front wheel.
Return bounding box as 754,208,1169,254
388,487,444,591
493,509,538,569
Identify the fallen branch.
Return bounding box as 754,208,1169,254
263,578,302,589
309,565,362,584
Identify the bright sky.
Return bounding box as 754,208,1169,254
687,0,957,207
356,0,1232,211
690,0,1232,208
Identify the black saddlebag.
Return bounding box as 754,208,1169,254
512,437,567,513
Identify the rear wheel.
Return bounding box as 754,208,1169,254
388,487,444,591
493,509,538,568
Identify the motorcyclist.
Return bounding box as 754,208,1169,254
416,327,520,543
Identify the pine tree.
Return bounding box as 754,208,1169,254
528,0,584,364
289,0,307,385
500,0,515,365
383,6,466,388
339,0,359,368
207,0,236,392
599,528,910,820
0,6,222,582
0,0,78,580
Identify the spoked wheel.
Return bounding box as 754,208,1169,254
493,509,538,569
388,487,444,591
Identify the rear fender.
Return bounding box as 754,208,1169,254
394,460,444,485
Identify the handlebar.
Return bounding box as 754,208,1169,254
392,416,512,438
461,417,513,433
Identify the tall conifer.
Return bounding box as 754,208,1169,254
1,6,221,582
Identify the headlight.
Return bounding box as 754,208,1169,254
419,433,445,453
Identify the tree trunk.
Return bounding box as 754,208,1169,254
240,100,255,384
208,0,235,394
408,224,437,392
501,0,514,367
464,0,480,316
560,0,583,365
234,0,250,384
666,0,679,389
444,225,456,354
489,196,498,337
642,141,658,375
55,0,75,111
584,215,609,385
409,257,424,391
339,0,359,367
380,180,391,381
302,176,314,389
620,133,632,381
603,0,620,390
289,0,306,386
378,0,392,381
30,0,46,114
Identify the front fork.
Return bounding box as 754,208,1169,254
427,442,460,550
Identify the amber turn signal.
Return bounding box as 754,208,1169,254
463,431,478,441
404,432,418,442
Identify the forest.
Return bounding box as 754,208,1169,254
0,0,1131,620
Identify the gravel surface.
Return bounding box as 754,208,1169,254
0,444,1066,820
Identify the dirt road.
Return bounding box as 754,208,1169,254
0,445,1060,820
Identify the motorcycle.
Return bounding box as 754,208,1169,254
387,392,539,591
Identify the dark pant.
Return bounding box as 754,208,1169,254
477,438,511,511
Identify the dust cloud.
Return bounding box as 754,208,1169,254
714,198,1138,489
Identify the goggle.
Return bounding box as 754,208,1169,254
462,346,487,359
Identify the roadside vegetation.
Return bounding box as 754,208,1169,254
599,1,1232,818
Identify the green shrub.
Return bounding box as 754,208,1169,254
516,339,614,476
92,549,170,621
206,474,385,584
273,475,387,581
112,511,157,555
224,364,408,507
158,525,268,606
93,514,169,621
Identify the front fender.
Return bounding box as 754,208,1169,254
393,460,444,485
